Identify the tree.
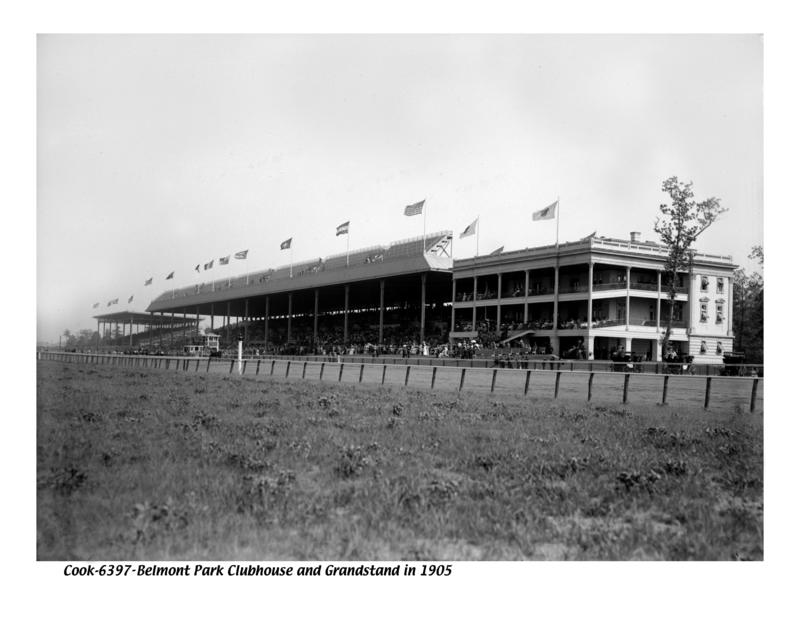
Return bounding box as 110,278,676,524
732,245,763,363
654,177,727,359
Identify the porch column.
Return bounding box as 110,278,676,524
129,317,133,347
656,271,662,361
587,263,593,345
286,293,292,343
471,276,477,331
727,275,734,337
523,270,530,323
343,285,350,343
313,289,319,347
244,299,249,347
196,306,200,336
450,278,456,335
226,302,231,345
624,337,632,353
170,313,175,346
420,273,427,343
496,273,502,334
625,265,631,330
553,265,560,330
379,280,385,345
264,295,269,353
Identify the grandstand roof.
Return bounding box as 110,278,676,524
93,311,198,325
146,231,453,315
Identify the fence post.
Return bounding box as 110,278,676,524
404,365,411,386
588,372,594,402
460,368,467,392
382,365,387,385
320,362,325,380
554,372,561,399
750,378,759,412
431,366,437,389
207,357,212,373
524,370,531,395
196,359,200,372
338,363,345,382
302,361,307,379
166,359,170,370
359,364,365,383
491,369,498,393
256,359,261,375
661,375,669,405
229,359,235,374
242,360,247,375
704,377,712,410
285,361,291,378
270,360,276,376
623,373,630,404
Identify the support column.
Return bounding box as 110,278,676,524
286,293,292,343
226,302,231,346
344,284,350,343
264,295,269,353
196,306,200,336
420,273,427,344
450,278,456,336
496,273,502,334
587,263,593,354
656,271,663,361
170,313,174,346
727,275,734,337
625,265,631,331
379,280,385,345
129,317,133,347
471,276,477,331
553,265,560,329
244,299,249,347
523,270,530,323
210,304,215,331
97,319,101,350
624,337,632,353
313,289,319,348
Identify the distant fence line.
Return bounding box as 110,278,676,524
39,351,762,413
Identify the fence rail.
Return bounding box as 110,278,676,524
39,351,763,412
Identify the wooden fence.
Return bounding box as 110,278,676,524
38,351,763,413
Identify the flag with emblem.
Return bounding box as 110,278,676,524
280,238,292,250
460,218,478,239
533,200,558,221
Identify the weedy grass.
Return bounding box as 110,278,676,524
37,360,762,560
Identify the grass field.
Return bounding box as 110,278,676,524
37,359,763,560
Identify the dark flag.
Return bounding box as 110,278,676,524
166,271,174,280
336,221,350,236
404,200,425,216
489,246,504,256
219,256,230,265
144,277,153,286
128,295,134,303
235,250,249,259
280,238,292,250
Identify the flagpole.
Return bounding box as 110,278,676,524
556,195,560,248
290,246,293,278
346,232,350,268
476,216,480,258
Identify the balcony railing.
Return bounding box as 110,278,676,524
593,282,626,291
527,286,554,296
630,282,658,291
559,285,589,294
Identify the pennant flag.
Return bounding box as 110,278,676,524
489,246,504,256
204,260,214,270
144,277,153,286
404,200,425,217
280,238,292,250
194,264,200,273
336,221,350,236
533,200,558,221
166,271,174,280
235,250,248,260
582,231,597,241
219,256,230,265
460,218,478,239
92,302,99,309
128,295,134,303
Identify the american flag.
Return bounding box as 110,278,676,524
235,250,248,260
404,200,425,216
219,256,230,265
336,221,350,236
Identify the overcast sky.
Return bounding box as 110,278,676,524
37,34,762,343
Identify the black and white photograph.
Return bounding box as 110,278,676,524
12,2,796,613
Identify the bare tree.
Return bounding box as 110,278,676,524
654,177,727,360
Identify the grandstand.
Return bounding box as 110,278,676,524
91,311,199,350
146,232,454,351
